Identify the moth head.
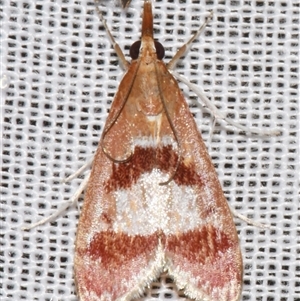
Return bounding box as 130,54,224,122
129,40,165,60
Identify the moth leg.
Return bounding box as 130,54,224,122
1,73,10,91
171,70,281,137
22,172,90,230
120,0,132,9
94,0,130,70
231,208,271,229
167,11,213,70
62,156,94,183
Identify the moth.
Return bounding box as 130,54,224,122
74,0,243,300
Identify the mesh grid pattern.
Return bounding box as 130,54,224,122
1,0,299,300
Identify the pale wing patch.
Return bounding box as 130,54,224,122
112,169,203,235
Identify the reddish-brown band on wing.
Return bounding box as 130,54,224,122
75,232,159,300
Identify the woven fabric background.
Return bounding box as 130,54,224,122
1,0,299,300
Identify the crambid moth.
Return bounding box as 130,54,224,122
74,0,243,300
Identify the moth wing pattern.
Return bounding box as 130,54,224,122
74,1,242,300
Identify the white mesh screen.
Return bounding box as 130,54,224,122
1,0,299,300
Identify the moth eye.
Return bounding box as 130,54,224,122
154,41,165,60
130,40,141,60
129,40,165,60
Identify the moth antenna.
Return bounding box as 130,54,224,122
155,65,182,186
101,108,134,163
101,144,133,164
94,0,142,163
158,155,181,186
100,59,140,163
157,10,214,185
